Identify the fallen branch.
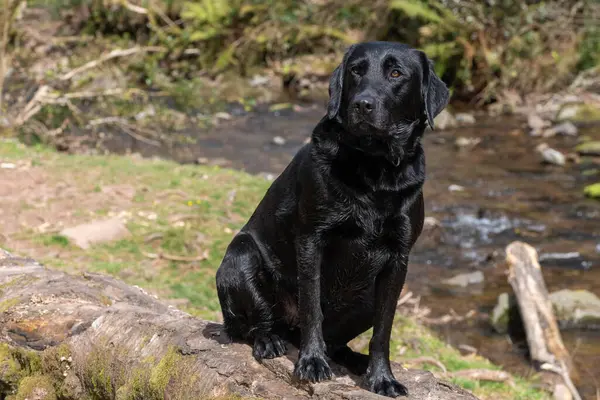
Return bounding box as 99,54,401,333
0,249,480,399
506,241,581,400
13,87,141,128
59,46,167,81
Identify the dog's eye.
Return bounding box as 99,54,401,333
390,69,401,78
350,66,361,75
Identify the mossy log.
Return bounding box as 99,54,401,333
0,248,479,400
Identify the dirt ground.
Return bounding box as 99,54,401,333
0,160,135,259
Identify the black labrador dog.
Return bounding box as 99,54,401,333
216,41,449,397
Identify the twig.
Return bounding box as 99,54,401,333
421,310,476,325
147,0,179,29
20,25,93,46
168,214,200,223
59,46,166,81
458,344,478,355
143,251,208,262
449,369,515,387
13,85,50,126
154,189,190,199
46,119,70,137
120,0,148,14
403,357,447,374
113,122,161,146
144,233,164,243
86,116,161,146
87,116,127,127
118,0,179,29
63,88,127,99
397,291,413,307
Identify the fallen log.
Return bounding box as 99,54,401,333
505,241,581,400
0,248,479,400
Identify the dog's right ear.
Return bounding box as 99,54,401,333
327,45,355,120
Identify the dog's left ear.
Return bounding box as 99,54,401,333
327,45,356,120
416,51,450,129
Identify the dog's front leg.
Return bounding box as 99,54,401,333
365,255,409,397
293,234,333,382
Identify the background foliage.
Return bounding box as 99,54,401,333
1,0,599,119
42,0,600,102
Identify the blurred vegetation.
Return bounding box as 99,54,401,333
16,0,598,101
1,0,599,145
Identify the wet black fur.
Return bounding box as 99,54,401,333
215,41,449,398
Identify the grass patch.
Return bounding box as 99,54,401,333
41,235,70,247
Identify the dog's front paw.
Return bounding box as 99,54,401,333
294,354,333,382
252,333,287,360
366,372,408,398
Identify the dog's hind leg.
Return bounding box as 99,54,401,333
216,233,287,360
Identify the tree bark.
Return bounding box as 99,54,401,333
0,248,479,400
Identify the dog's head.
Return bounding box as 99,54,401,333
327,42,449,136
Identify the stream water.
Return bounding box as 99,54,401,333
100,102,600,397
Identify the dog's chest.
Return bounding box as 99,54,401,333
328,195,408,248
321,197,408,287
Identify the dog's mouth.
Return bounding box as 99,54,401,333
349,119,389,135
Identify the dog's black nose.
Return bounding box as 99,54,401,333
353,97,374,114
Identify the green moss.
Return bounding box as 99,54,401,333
81,345,126,400
99,295,113,306
112,347,201,400
559,104,600,122
0,297,20,313
40,344,71,393
0,344,43,396
91,361,113,399
15,375,57,400
584,183,600,199
576,141,600,156
0,278,18,291
139,336,150,349
0,344,24,391
575,104,600,121
0,276,39,292
79,344,206,400
148,347,180,395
